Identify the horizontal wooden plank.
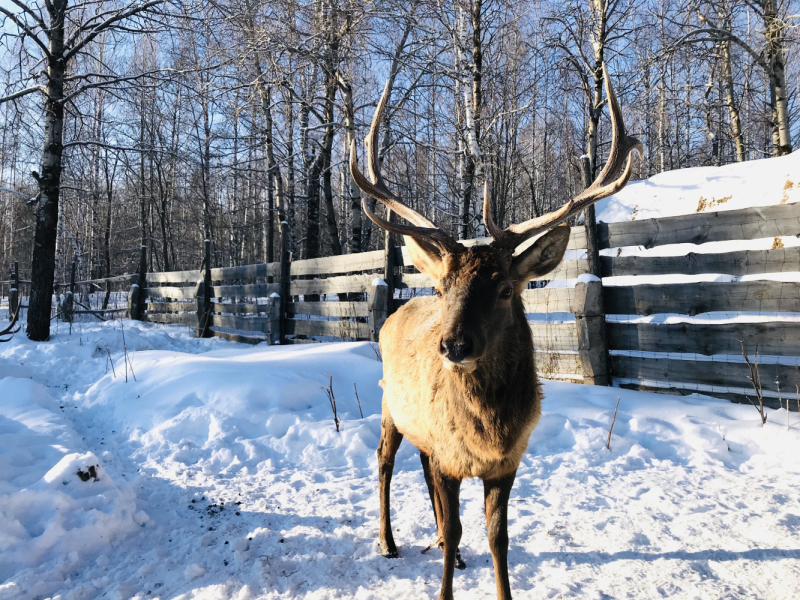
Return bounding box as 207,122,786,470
608,322,800,356
535,352,583,380
144,312,197,326
145,286,196,300
285,318,370,339
147,270,201,284
212,315,269,332
75,273,138,286
599,202,800,249
522,287,575,313
604,281,800,316
529,323,579,352
286,302,370,318
289,274,375,296
212,330,265,345
290,251,385,276
396,259,588,289
210,263,278,281
397,227,587,263
147,302,196,313
601,247,800,277
211,302,267,315
210,283,279,298
610,354,800,393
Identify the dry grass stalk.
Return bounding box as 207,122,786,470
321,374,340,432
607,398,620,450
353,382,364,419
741,341,768,426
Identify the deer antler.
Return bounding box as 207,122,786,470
0,304,21,342
484,63,642,250
349,81,463,255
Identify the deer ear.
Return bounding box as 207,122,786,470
510,225,570,292
403,235,445,282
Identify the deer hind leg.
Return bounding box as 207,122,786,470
430,459,462,600
377,414,403,558
483,471,516,600
420,453,466,570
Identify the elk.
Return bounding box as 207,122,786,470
350,64,641,600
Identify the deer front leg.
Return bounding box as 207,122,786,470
421,453,466,569
431,461,462,600
483,471,516,600
377,414,403,558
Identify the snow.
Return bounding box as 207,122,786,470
2,321,800,599
576,273,600,284
595,151,800,223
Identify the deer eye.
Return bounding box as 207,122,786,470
434,288,443,298
499,287,513,299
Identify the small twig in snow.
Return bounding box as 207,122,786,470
353,382,364,419
321,374,340,432
105,349,116,378
607,398,620,451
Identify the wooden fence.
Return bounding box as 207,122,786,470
137,232,590,382
6,201,799,410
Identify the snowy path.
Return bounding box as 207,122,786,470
2,322,799,600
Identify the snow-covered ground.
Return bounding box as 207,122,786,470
1,321,799,600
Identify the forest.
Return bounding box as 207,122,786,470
0,0,798,324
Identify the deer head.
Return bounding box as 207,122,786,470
350,64,641,372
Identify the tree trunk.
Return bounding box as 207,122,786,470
27,8,66,341
721,38,745,162
764,0,792,155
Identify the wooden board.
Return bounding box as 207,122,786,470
601,247,800,278
396,259,588,290
289,274,375,296
147,270,201,284
535,352,583,380
212,315,269,332
289,251,385,276
210,263,278,281
211,302,267,315
599,202,800,249
212,330,265,345
147,302,196,313
286,302,370,318
608,322,800,356
210,283,279,298
453,226,587,252
610,354,800,392
522,287,575,314
604,281,800,316
144,312,197,326
529,323,579,352
145,286,196,301
285,318,370,339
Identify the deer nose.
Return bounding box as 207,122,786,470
440,337,474,363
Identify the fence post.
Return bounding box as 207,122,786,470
62,261,76,323
278,221,290,344
369,280,389,342
266,294,281,345
8,262,19,321
383,210,396,315
198,239,213,338
129,244,147,321
574,278,609,386
580,155,602,278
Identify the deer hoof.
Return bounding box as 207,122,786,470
455,549,466,570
